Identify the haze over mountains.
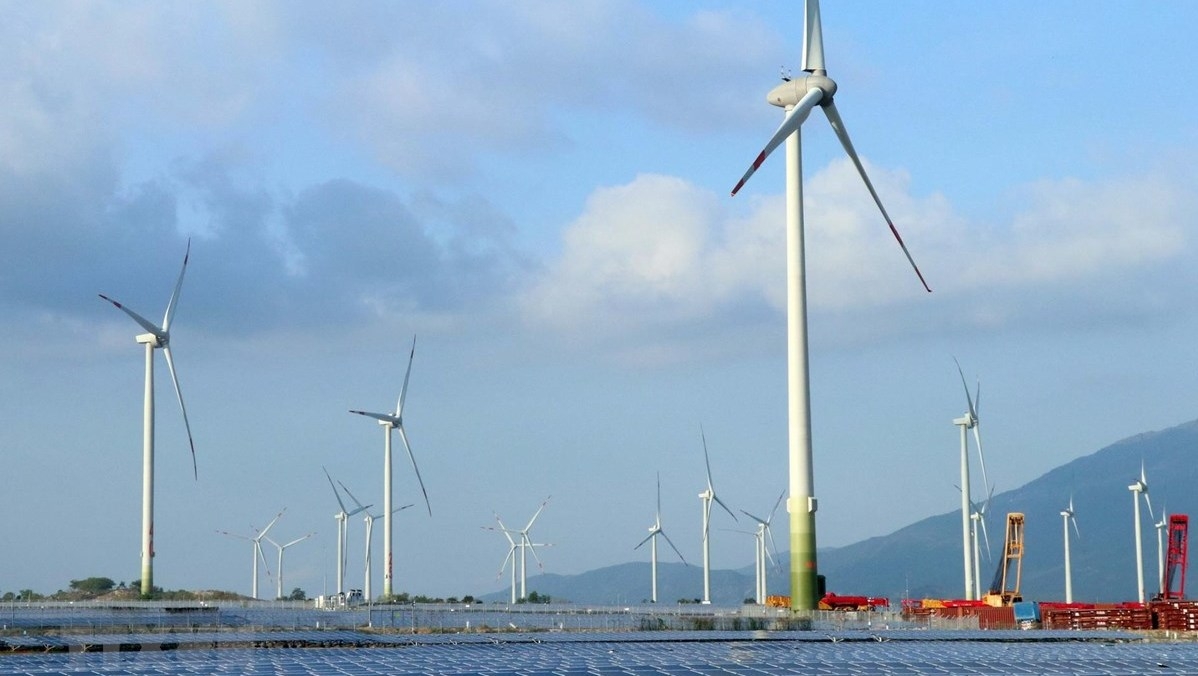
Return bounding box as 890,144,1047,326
486,419,1198,606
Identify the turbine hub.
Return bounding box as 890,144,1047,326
767,73,837,109
135,332,164,347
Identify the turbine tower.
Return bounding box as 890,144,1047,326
265,531,313,601
965,485,993,601
1061,495,1079,604
952,359,989,600
730,0,930,609
698,429,737,605
350,334,431,600
217,508,284,600
634,472,688,603
322,467,369,596
740,490,785,605
1128,462,1154,604
98,240,198,596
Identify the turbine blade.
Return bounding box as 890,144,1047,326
323,466,349,513
730,87,824,196
337,480,366,511
259,508,286,540
634,532,654,551
162,345,198,479
765,526,781,568
396,334,417,417
525,496,551,531
660,530,689,566
801,0,825,73
740,509,767,526
973,424,989,499
953,357,977,421
821,100,931,292
350,409,398,425
1144,491,1155,523
656,472,662,520
979,514,992,561
98,294,163,338
1071,515,1081,540
713,493,738,522
284,533,313,549
397,425,431,516
527,538,546,571
162,238,190,331
701,426,715,489
768,489,786,525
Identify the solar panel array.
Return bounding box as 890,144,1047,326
2,633,1195,675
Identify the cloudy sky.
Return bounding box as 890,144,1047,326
3,1,1198,600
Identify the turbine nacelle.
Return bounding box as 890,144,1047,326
767,73,837,109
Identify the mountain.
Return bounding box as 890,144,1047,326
485,419,1198,605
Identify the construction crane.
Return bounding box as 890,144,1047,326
983,513,1024,607
1158,514,1189,601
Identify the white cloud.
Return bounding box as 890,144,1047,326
522,162,1195,352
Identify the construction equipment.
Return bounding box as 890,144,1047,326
1158,514,1189,601
818,592,890,611
983,513,1024,607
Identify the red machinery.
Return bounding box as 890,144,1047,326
818,592,890,611
1161,515,1189,600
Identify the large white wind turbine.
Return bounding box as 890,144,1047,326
217,508,284,600
265,531,313,601
698,429,737,605
350,334,431,600
634,473,688,603
740,490,785,605
338,480,411,603
1128,462,1154,604
730,0,930,609
952,359,989,600
98,240,198,596
1061,495,1080,604
322,467,369,596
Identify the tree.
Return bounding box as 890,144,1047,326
69,577,116,595
288,587,307,601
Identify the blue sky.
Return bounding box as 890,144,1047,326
3,1,1198,600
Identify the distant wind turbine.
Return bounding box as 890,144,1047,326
264,531,313,601
98,240,198,596
217,508,284,600
1128,462,1154,604
730,0,930,609
1155,501,1170,598
740,490,785,605
634,472,688,603
952,358,989,600
350,334,431,600
338,479,410,603
1061,495,1080,604
486,499,551,602
699,428,737,605
485,516,520,604
322,467,369,596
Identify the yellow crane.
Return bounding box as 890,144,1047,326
983,513,1025,607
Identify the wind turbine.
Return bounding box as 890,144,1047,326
217,508,284,600
485,515,520,604
350,334,431,600
698,429,737,605
264,531,313,601
1128,462,1154,604
98,240,198,596
339,479,411,603
322,467,369,596
952,358,989,600
740,490,785,605
1155,501,1170,598
730,0,930,609
969,487,994,601
634,473,688,603
1061,495,1080,604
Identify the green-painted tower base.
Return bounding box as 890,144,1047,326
789,510,818,610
